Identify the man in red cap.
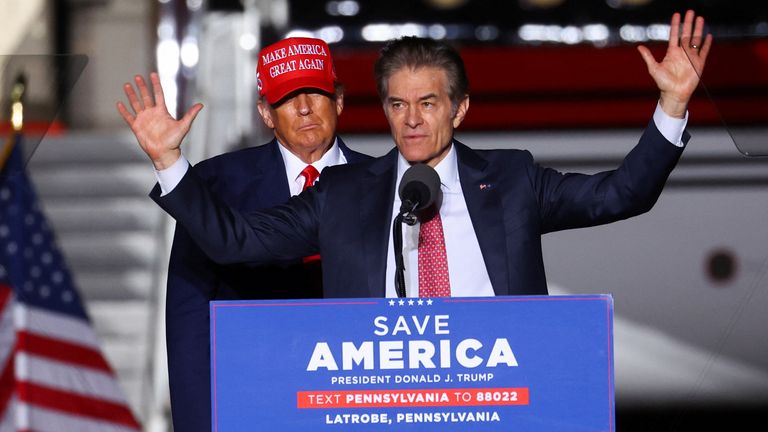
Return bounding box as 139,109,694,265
118,37,369,431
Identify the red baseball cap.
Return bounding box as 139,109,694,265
256,37,337,105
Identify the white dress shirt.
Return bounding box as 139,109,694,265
277,139,347,196
384,144,495,298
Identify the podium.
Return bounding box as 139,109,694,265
210,295,615,431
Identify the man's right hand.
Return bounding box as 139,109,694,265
117,72,203,170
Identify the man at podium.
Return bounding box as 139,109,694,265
119,11,711,299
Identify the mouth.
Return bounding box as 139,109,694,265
298,123,320,131
403,134,428,141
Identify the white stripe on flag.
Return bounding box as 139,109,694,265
16,352,127,404
0,293,14,376
15,304,101,350
19,402,140,432
0,396,15,432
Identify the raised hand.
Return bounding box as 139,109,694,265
117,72,203,170
637,10,713,119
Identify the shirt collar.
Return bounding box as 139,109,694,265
395,141,460,195
277,137,344,183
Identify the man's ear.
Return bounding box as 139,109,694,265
335,93,344,116
257,99,276,129
452,95,470,129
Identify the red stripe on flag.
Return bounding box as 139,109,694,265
18,382,141,429
0,348,15,419
17,331,112,372
0,284,11,311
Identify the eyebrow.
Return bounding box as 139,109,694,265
386,93,439,104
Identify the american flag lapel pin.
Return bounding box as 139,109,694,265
479,183,493,190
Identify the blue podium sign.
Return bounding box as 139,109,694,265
211,295,614,431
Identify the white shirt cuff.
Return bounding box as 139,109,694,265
154,154,190,196
653,102,688,147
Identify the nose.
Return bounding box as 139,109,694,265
294,93,313,116
404,105,422,128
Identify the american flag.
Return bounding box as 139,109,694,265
0,135,141,431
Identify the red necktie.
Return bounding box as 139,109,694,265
418,211,451,297
300,165,320,191
300,165,321,263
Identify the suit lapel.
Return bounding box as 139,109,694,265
247,140,291,208
359,149,399,297
455,142,510,296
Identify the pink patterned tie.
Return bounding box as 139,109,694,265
418,212,451,297
300,165,321,263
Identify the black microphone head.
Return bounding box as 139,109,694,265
398,163,441,212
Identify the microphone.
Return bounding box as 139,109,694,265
393,163,440,297
398,163,441,218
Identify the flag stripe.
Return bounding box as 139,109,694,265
19,305,101,350
16,352,126,404
0,396,16,432
17,331,112,372
0,287,14,372
0,353,14,421
0,286,15,421
18,382,140,428
0,286,11,316
18,401,140,432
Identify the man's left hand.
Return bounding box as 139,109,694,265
638,10,713,119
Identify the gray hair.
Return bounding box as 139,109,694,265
374,36,469,110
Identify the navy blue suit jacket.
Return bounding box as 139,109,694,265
155,121,685,300
163,137,369,432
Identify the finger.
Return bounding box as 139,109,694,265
668,12,681,48
699,33,714,65
135,75,155,109
180,103,204,130
690,15,705,49
124,82,143,113
116,101,135,126
150,72,166,107
679,10,695,48
636,45,658,73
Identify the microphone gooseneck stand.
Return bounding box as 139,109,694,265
393,200,418,298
